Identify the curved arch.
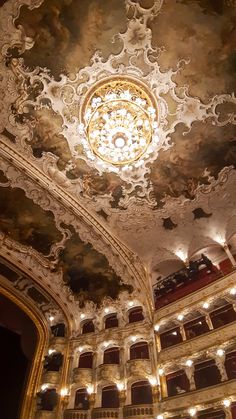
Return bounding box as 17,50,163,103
188,235,221,260
0,156,152,313
0,284,48,419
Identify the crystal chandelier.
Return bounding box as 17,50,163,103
80,76,159,168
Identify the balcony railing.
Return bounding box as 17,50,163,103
92,408,119,418
154,257,222,309
161,379,236,412
64,410,88,419
123,404,154,418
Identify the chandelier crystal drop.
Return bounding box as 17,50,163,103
80,76,159,167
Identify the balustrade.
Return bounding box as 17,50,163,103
123,404,154,418
64,410,88,419
92,408,119,418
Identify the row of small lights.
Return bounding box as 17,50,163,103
157,346,226,377
156,398,232,418
80,300,137,320
154,286,236,333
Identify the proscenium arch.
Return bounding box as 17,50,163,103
0,283,48,419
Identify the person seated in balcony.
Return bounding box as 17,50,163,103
188,260,199,278
82,396,89,410
51,322,65,337
175,385,186,395
201,253,213,272
44,352,63,371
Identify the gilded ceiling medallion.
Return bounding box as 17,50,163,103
80,76,159,167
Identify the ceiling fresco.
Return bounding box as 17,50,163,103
4,0,234,211
0,181,130,305
0,0,236,306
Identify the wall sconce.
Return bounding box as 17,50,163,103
177,314,184,321
158,368,164,376
87,384,94,395
230,287,236,295
49,316,55,322
154,324,160,332
78,346,84,352
117,382,125,391
41,384,49,391
188,407,197,417
48,348,56,356
149,377,158,386
60,388,70,408
80,313,85,319
223,399,231,407
202,301,209,309
131,336,137,342
216,349,225,357
104,308,110,314
128,301,134,307
157,415,164,419
185,359,193,367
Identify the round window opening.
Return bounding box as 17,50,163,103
80,76,159,166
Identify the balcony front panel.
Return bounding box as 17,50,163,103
92,408,119,418
97,364,120,381
161,379,236,412
36,411,56,419
126,359,152,377
154,272,236,322
73,368,93,384
43,371,61,385
64,410,88,419
123,404,154,418
159,321,236,362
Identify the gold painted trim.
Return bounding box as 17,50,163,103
0,283,49,419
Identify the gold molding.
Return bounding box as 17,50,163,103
0,282,49,419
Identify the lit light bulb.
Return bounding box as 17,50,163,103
154,324,160,332
157,415,164,419
41,384,48,391
48,349,56,356
177,314,184,321
186,359,193,367
49,316,54,322
80,313,85,319
104,308,110,314
202,302,209,309
230,287,236,295
158,368,164,376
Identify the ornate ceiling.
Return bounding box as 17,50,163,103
0,0,236,315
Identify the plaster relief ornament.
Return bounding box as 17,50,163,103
1,0,236,211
